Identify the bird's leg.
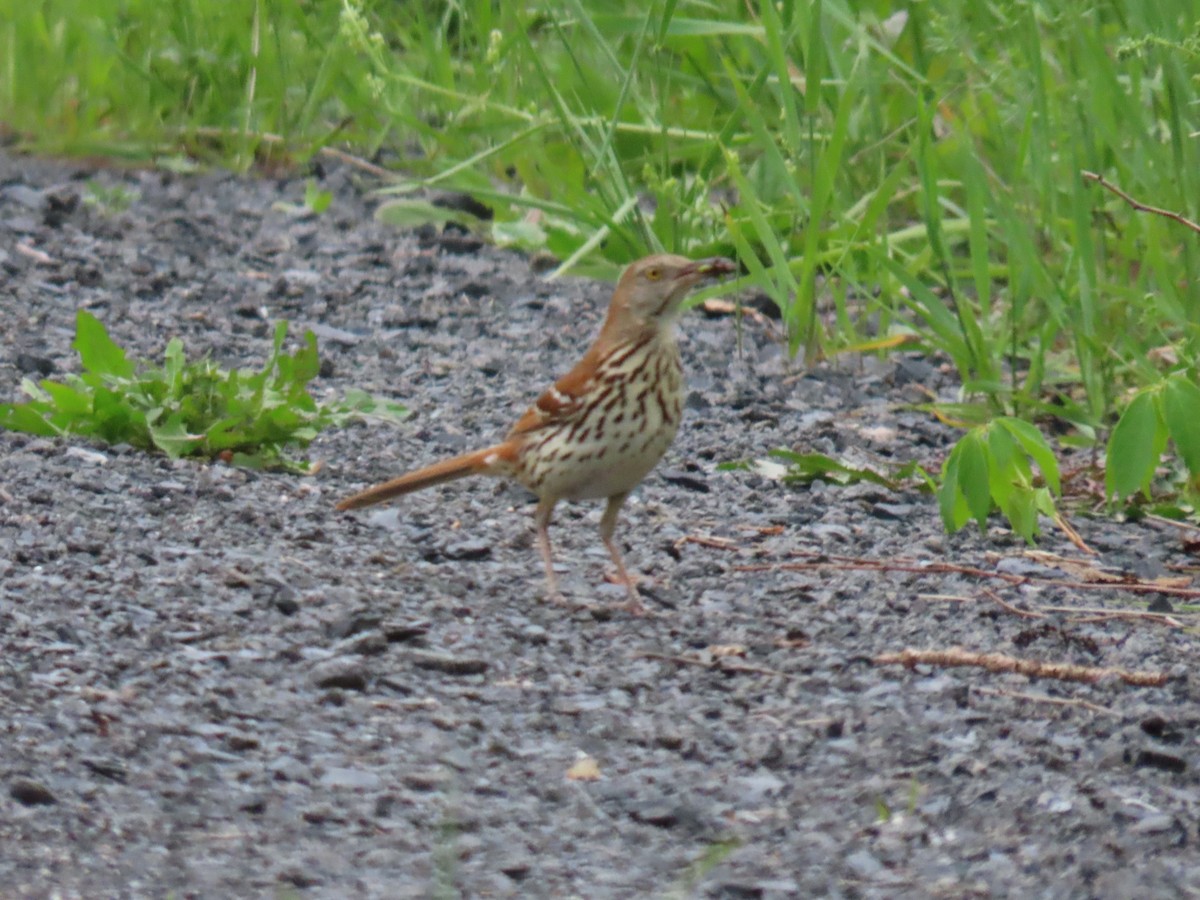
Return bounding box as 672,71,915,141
600,492,645,615
535,498,567,605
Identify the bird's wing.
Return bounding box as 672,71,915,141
505,345,601,439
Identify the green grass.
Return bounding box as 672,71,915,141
0,0,385,164
4,0,1200,523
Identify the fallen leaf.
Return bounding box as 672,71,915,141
1147,345,1180,367
700,298,769,325
750,524,785,536
858,425,898,443
566,755,601,782
1024,551,1126,583
774,634,810,650
708,644,747,659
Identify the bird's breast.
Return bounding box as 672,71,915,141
517,338,684,501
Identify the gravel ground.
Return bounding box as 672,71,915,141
2,152,1198,899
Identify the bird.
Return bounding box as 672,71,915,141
336,253,736,613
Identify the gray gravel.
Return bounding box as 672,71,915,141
2,152,1198,899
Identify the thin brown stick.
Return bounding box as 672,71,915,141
1081,170,1200,236
982,588,1045,620
1052,510,1096,555
927,590,1181,627
917,593,971,603
874,647,1168,687
318,145,396,180
1144,512,1200,533
631,651,789,678
1041,606,1184,628
735,555,1200,601
973,686,1118,717
678,534,743,552
15,242,55,265
175,126,396,179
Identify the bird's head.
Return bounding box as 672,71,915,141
604,254,736,339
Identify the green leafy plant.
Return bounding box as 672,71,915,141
668,838,742,900
938,418,1061,543
82,180,140,215
0,311,406,470
725,429,1064,543
1106,372,1200,502
721,449,933,492
272,178,335,216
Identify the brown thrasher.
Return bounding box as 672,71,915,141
336,254,735,613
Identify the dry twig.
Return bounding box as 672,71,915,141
678,533,743,552
874,647,1168,687
631,651,789,679
1145,513,1200,533
737,551,1200,602
1039,605,1183,628
170,125,395,178
973,686,1118,717
982,588,1045,620
15,242,55,265
1051,510,1095,555
1082,170,1200,236
923,590,1182,628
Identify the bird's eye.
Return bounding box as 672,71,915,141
644,267,661,281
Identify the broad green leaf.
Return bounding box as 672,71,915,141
291,331,321,385
999,488,1039,544
1162,374,1200,478
996,417,1061,494
41,380,94,417
230,450,273,470
163,338,186,393
768,450,899,489
204,416,249,451
91,386,142,445
375,199,473,229
19,377,52,403
1106,390,1166,501
937,444,970,531
270,321,288,362
304,179,333,214
243,363,268,394
0,403,60,436
148,414,202,458
894,460,937,492
288,426,319,442
266,405,304,431
716,459,753,473
73,310,134,378
956,431,993,531
1034,488,1058,519
336,388,409,424
985,423,1017,509
492,220,547,250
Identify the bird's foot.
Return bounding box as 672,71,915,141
620,595,649,616
542,583,597,614
603,570,651,615
543,587,573,607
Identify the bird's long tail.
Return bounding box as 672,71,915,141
335,444,513,511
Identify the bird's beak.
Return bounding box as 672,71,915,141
677,257,737,281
